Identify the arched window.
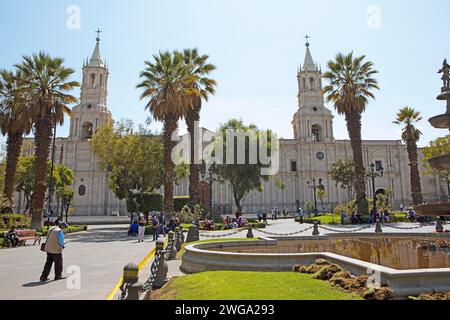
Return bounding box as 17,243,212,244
302,78,306,89
100,74,103,86
81,122,94,141
78,185,86,196
311,124,322,142
90,74,96,87
310,77,315,90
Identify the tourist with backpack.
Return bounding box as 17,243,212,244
151,214,160,241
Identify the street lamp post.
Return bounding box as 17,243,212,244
369,163,384,214
200,162,220,218
307,178,322,216
47,113,58,224
65,199,72,224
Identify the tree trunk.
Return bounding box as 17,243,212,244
345,110,368,215
163,113,178,218
31,114,53,230
3,130,24,212
233,192,243,214
406,140,423,205
186,101,201,207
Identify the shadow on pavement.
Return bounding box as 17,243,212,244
66,227,144,244
23,281,48,288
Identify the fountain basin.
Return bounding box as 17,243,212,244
413,202,450,216
429,113,450,129
427,154,450,172
437,90,450,101
181,234,450,298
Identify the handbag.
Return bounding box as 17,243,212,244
40,227,55,252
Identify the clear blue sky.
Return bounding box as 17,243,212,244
0,0,449,147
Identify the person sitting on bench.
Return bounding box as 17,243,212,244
5,226,19,247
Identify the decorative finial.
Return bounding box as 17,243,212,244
438,58,450,91
304,34,310,48
95,28,102,42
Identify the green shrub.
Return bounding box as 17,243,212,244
144,225,154,235
174,196,190,212
0,214,31,229
248,222,266,229
174,205,202,224
136,193,163,213
40,225,88,236
334,203,349,215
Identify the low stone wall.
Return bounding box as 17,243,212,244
181,237,450,298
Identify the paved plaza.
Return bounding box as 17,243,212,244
0,219,444,300
0,225,158,300
199,219,441,239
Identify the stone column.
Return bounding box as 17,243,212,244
186,225,200,243
174,227,183,251
153,239,170,289
167,231,178,260
312,221,320,236
122,263,142,300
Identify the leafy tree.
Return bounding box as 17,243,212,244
422,135,450,175
54,165,74,217
15,156,74,214
422,135,450,196
56,186,74,221
316,188,328,214
329,159,357,199
393,107,423,205
323,52,379,215
211,119,278,213
370,189,393,213
91,122,183,214
15,52,79,228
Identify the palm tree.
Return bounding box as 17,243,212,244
137,51,197,216
322,52,379,215
181,48,217,207
393,107,423,205
0,69,33,212
15,52,79,229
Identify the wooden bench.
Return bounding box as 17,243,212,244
2,229,41,248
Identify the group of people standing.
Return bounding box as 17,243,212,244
128,212,181,243
256,208,289,223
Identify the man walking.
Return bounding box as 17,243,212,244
40,222,68,282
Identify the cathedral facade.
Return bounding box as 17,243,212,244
16,37,127,216
175,43,447,215
14,39,447,216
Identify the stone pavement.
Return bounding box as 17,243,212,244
0,225,158,300
199,218,444,240
0,219,445,300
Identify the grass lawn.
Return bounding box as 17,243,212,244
299,212,408,225
153,271,363,300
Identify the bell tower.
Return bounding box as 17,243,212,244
292,36,334,143
69,30,112,141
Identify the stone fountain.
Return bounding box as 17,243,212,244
414,59,450,216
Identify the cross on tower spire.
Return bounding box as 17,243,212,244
95,28,102,42
304,34,310,47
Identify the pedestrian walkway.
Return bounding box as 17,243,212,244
0,225,157,300
198,219,441,240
